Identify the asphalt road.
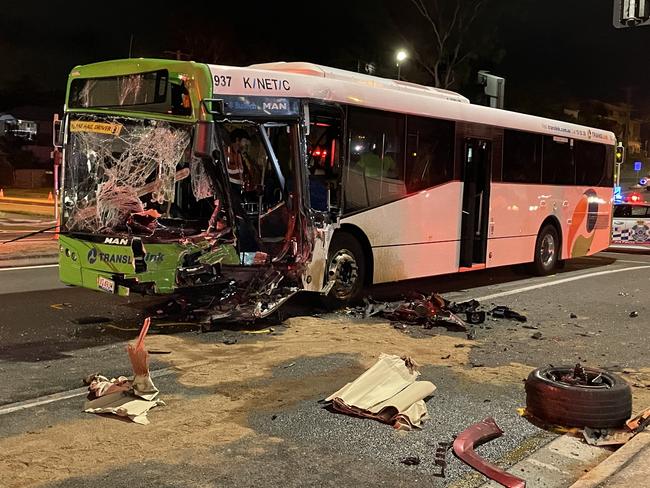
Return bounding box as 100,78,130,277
0,251,649,487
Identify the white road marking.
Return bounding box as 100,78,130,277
0,367,178,416
474,265,650,302
0,264,58,272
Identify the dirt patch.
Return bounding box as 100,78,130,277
0,315,528,487
619,367,650,412
460,362,534,386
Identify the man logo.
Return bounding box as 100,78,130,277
87,248,98,264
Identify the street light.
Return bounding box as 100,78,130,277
395,50,407,80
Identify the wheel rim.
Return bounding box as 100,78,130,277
540,234,555,267
329,249,359,300
544,367,614,389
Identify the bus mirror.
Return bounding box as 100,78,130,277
52,113,63,149
193,121,215,158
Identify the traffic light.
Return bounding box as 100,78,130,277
615,143,625,164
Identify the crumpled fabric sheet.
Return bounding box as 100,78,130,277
84,374,164,425
325,353,436,430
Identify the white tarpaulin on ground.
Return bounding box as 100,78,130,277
325,353,436,430
83,374,164,425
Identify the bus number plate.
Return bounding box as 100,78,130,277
97,276,115,294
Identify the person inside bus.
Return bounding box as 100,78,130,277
225,128,261,252
356,144,397,179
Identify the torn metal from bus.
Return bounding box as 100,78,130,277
359,293,481,330
59,112,336,321
453,417,526,488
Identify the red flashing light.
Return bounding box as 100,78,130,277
626,193,643,203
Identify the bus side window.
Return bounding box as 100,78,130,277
405,115,455,192
346,107,406,211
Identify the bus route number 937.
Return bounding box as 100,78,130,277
213,75,232,87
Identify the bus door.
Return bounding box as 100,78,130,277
460,138,492,268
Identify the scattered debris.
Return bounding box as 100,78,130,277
400,456,421,466
583,406,650,446
83,317,164,425
629,311,639,318
325,353,436,430
242,327,275,335
223,338,238,345
522,325,539,330
570,313,578,319
360,293,475,330
453,417,526,488
531,332,543,340
489,306,527,322
433,440,454,478
50,303,72,310
618,292,629,296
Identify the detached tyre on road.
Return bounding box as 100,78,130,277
525,365,632,429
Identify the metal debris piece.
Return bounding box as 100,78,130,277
358,293,472,331
242,328,274,335
630,311,639,318
400,456,421,466
489,306,527,322
584,407,650,446
433,439,454,478
453,417,526,488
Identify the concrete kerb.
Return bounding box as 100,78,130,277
0,254,59,268
479,433,612,488
569,431,650,488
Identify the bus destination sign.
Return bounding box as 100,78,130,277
219,96,300,118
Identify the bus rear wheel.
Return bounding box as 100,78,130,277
531,224,559,276
323,233,366,309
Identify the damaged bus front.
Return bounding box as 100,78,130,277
58,60,333,321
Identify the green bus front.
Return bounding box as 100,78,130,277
57,59,320,319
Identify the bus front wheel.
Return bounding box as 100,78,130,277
323,233,366,308
531,224,559,276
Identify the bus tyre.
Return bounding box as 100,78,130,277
531,225,559,276
323,233,366,309
525,365,632,429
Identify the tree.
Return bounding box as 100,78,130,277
399,0,495,90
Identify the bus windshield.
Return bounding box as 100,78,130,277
62,115,215,238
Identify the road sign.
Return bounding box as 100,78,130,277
634,161,643,172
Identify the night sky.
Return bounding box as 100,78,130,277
1,0,649,118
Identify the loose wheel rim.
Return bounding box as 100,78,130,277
540,234,555,267
329,249,359,299
544,367,614,389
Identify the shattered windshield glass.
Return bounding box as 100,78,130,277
63,115,216,237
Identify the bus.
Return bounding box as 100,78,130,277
55,58,616,321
